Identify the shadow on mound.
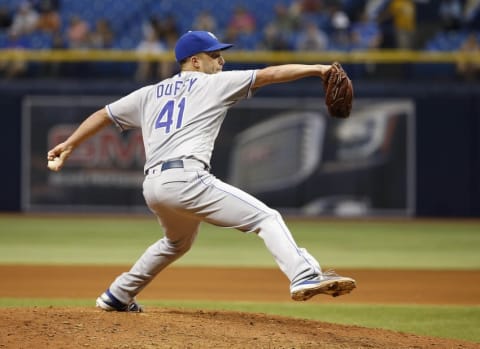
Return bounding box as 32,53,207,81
1,307,478,348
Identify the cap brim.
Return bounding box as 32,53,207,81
204,43,233,52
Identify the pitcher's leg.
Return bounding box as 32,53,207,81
109,210,200,304
255,209,322,283
197,176,355,301
198,176,321,284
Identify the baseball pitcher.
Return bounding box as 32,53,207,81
47,31,355,312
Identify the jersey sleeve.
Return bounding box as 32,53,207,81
211,70,257,106
105,87,146,131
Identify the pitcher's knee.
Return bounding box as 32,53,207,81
235,208,283,234
264,209,282,223
252,209,283,232
153,237,193,256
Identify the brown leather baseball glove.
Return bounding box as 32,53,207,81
323,62,353,118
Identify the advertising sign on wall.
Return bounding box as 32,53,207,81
22,96,415,216
227,99,415,216
22,96,146,212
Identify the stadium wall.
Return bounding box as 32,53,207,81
1,78,479,217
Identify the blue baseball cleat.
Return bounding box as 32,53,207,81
96,289,143,312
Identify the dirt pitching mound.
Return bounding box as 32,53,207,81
0,307,477,349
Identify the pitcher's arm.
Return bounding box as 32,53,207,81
47,108,112,171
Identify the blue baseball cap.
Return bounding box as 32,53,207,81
175,31,233,62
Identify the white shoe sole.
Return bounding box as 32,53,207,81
95,296,117,311
291,277,356,301
96,293,143,312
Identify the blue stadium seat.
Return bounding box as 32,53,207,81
25,31,53,49
0,32,7,48
424,30,477,51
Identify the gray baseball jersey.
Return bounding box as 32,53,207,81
106,70,256,172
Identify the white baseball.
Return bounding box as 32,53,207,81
47,157,62,171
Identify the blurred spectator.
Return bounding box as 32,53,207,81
365,0,391,19
258,3,301,50
193,10,217,32
292,0,331,32
157,13,179,44
222,27,240,48
295,21,329,50
136,30,166,55
331,7,351,31
439,0,464,32
329,6,352,50
350,10,382,49
289,0,304,18
456,32,480,80
156,14,179,77
51,30,65,48
135,30,167,81
258,22,291,50
223,6,257,50
0,31,29,78
365,0,395,48
9,1,39,36
223,27,257,49
272,3,302,33
227,5,256,35
463,0,480,30
0,6,13,31
90,19,114,49
35,0,60,33
143,14,179,50
143,15,161,40
66,15,90,49
378,0,416,49
342,0,369,22
32,0,60,12
298,0,324,13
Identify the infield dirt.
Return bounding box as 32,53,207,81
1,265,479,348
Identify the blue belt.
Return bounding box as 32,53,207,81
161,159,184,171
146,159,208,175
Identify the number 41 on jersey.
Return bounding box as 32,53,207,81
155,97,186,133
